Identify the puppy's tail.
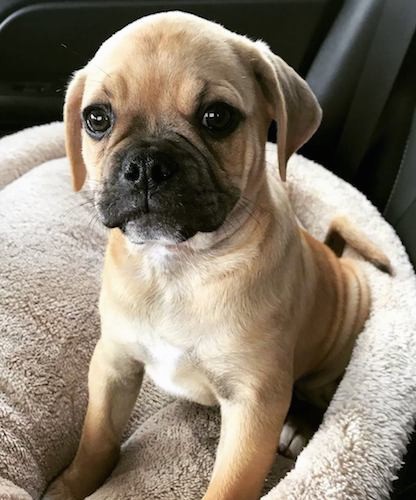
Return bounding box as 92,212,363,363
325,216,393,275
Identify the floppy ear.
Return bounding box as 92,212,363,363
64,70,87,191
245,40,322,181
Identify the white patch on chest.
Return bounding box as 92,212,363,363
114,316,218,406
145,337,217,406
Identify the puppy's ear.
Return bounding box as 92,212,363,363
240,40,322,181
64,71,87,191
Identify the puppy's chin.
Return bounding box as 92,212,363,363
119,197,254,252
121,220,222,252
119,213,226,247
121,218,193,246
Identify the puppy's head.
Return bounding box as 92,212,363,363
65,12,321,246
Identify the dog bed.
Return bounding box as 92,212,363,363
1,122,415,500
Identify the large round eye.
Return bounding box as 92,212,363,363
201,102,240,137
83,105,112,138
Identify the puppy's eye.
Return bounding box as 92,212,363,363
201,102,240,137
83,105,113,138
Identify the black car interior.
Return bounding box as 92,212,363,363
1,0,415,496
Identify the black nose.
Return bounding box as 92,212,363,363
123,154,178,186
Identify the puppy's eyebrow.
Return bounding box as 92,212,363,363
196,80,245,112
195,81,210,110
102,85,114,101
87,83,114,103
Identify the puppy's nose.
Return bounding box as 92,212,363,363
123,155,179,186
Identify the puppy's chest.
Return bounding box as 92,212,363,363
123,318,219,406
109,266,254,405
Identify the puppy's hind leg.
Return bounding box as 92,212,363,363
278,395,324,459
44,339,143,500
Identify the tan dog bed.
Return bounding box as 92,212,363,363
1,122,415,499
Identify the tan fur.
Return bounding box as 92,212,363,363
44,12,391,500
325,215,393,274
64,72,87,191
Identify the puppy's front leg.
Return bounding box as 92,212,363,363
204,387,291,500
45,338,143,500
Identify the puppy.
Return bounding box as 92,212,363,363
45,11,391,500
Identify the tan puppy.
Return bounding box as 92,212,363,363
45,11,391,500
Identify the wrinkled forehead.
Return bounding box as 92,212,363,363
82,17,256,115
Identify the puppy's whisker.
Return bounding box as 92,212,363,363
241,193,272,218
77,199,95,209
242,204,261,228
61,198,94,218
237,196,262,229
60,43,113,80
86,211,102,231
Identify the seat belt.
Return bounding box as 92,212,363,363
384,107,416,225
384,108,416,269
334,0,416,182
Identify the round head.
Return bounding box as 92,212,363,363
65,12,321,247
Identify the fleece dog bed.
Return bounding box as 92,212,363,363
1,122,415,500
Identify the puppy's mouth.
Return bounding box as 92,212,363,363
96,194,238,246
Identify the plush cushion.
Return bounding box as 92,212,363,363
0,124,415,499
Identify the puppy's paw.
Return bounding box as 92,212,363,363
278,413,316,459
42,476,77,500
